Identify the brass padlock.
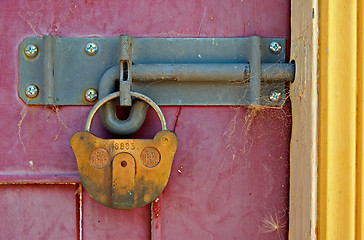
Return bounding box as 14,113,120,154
70,91,178,209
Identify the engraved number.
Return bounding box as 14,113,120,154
114,142,135,150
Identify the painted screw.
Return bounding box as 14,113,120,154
269,90,282,102
84,42,98,56
269,41,282,54
85,88,98,102
24,44,38,58
25,84,39,98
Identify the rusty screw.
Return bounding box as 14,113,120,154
25,84,39,98
84,42,98,56
269,90,282,102
269,41,282,54
24,44,38,58
85,88,98,102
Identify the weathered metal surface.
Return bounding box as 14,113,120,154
133,63,294,82
18,36,290,106
99,66,150,135
71,130,178,209
119,35,133,106
98,62,294,135
71,91,178,209
0,0,290,239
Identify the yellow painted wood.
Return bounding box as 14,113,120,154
357,0,364,239
318,0,358,239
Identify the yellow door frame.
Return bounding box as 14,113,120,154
290,0,364,239
318,0,363,239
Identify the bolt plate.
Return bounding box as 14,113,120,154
19,36,288,106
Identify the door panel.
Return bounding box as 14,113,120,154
0,185,78,240
161,106,291,239
82,192,151,239
0,0,291,239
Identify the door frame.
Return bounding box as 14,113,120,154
290,0,364,239
289,0,318,239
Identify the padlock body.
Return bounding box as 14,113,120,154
70,130,178,209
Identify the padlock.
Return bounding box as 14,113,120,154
70,91,178,209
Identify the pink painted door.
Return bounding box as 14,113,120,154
0,1,290,239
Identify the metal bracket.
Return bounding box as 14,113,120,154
119,35,132,106
19,35,294,106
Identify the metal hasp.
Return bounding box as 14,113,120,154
98,35,150,135
19,35,294,106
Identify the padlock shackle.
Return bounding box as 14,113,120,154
85,91,167,132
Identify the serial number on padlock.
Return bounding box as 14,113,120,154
113,142,136,150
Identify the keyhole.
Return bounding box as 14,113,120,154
121,161,127,167
122,62,128,81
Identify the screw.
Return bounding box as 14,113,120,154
24,44,38,58
269,41,282,54
162,137,169,144
84,42,98,56
85,88,98,102
270,90,282,102
25,84,39,98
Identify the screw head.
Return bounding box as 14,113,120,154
85,88,98,102
162,137,169,144
269,41,282,54
269,90,282,102
25,84,39,98
84,42,98,56
24,44,38,58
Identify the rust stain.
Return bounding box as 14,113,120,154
315,222,318,236
75,184,82,240
153,198,161,219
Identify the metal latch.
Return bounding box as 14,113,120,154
19,35,294,106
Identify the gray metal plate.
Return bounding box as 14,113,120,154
19,37,288,106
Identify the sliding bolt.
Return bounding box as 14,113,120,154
25,84,39,98
24,44,38,58
84,42,98,56
85,88,98,102
269,90,282,102
269,41,282,54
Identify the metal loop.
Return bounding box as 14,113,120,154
99,65,149,135
85,91,167,132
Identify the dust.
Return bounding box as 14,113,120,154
17,0,79,37
259,210,288,240
17,106,28,154
197,0,209,36
46,106,69,141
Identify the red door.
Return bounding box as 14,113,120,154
0,1,290,239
